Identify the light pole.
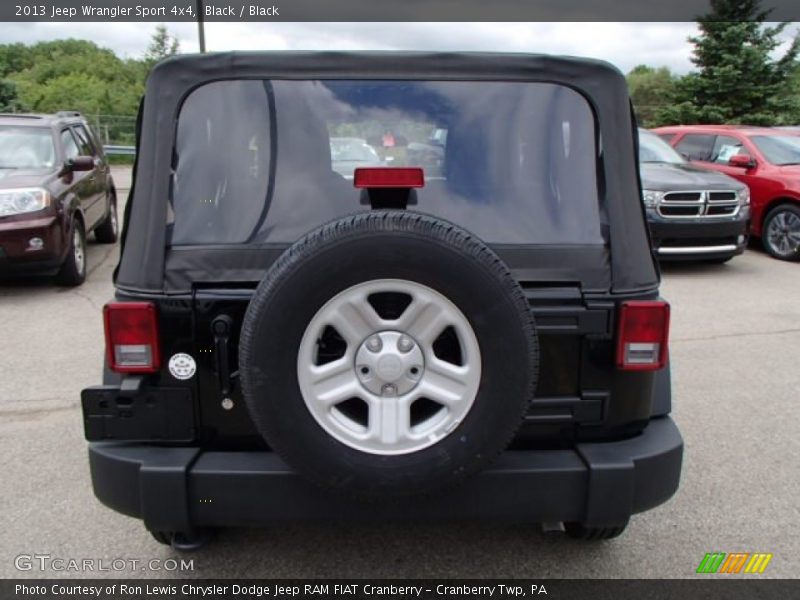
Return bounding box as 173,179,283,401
196,0,206,53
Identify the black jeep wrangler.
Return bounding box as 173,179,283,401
82,52,682,548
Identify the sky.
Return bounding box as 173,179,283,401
0,21,797,74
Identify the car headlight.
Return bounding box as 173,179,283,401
642,190,664,209
737,187,750,206
0,188,50,217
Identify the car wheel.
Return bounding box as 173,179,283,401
148,530,172,546
56,220,87,286
94,197,118,244
762,204,800,261
564,521,628,541
239,211,539,498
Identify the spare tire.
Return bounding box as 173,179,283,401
239,211,538,498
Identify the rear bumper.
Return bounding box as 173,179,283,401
648,216,749,260
88,416,682,531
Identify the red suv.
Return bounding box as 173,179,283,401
654,125,800,261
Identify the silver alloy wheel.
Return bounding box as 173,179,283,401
766,210,800,258
73,227,85,275
297,279,481,456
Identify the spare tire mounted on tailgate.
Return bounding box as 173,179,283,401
239,211,538,498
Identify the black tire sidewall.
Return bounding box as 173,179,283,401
240,214,537,497
94,196,118,244
56,220,86,286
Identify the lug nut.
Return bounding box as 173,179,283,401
366,335,382,352
382,383,397,396
397,335,414,353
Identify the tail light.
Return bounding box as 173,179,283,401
354,167,425,188
616,301,670,371
103,302,161,373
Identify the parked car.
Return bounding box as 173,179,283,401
654,125,800,261
637,128,749,262
406,128,447,176
0,112,118,285
82,52,682,549
330,137,385,178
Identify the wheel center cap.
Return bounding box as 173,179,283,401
377,355,404,381
355,331,425,396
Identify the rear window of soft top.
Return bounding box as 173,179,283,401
168,79,604,246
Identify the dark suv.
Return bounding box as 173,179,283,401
82,52,682,548
638,129,750,262
0,111,118,285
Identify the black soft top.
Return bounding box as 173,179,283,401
116,51,657,294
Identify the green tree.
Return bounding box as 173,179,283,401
0,79,23,111
15,72,108,114
659,0,799,125
143,25,180,71
627,65,678,127
774,61,800,124
0,43,34,78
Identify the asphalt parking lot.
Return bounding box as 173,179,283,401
1,167,798,579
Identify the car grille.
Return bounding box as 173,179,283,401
658,190,739,219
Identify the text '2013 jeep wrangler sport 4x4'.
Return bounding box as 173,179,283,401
81,52,682,549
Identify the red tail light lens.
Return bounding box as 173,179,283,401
616,301,670,371
353,167,425,189
103,302,160,373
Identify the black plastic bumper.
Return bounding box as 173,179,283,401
648,217,749,260
88,416,682,531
